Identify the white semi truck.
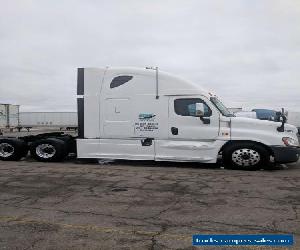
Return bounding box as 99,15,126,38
0,67,299,170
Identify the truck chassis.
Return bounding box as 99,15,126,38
0,132,76,162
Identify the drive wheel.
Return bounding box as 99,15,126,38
223,142,270,170
30,138,67,162
0,139,26,161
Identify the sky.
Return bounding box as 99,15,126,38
0,0,300,112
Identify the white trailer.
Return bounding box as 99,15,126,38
0,67,299,170
0,105,6,128
228,107,242,114
19,112,77,130
235,111,257,119
287,111,300,133
0,104,19,128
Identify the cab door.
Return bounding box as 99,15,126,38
168,96,219,140
155,96,220,162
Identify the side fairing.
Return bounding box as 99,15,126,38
77,68,107,139
99,70,169,139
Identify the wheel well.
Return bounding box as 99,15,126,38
219,140,274,156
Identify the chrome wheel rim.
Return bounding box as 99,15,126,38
232,148,260,167
36,144,56,159
0,143,14,158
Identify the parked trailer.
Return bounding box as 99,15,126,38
287,111,300,134
228,107,242,114
0,67,299,170
235,111,257,119
19,112,77,131
0,104,19,128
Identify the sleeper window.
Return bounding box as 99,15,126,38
174,98,212,117
110,75,133,88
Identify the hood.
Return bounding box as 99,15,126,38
231,116,298,134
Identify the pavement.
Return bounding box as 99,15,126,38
0,158,299,250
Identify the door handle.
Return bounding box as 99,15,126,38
171,127,178,135
141,138,153,146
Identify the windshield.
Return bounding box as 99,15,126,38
210,97,235,117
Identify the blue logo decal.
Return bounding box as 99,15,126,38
139,113,156,120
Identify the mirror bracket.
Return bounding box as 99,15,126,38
277,108,287,132
200,117,210,124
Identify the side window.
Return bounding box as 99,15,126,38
174,98,212,117
110,75,133,88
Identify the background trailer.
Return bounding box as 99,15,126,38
0,104,20,128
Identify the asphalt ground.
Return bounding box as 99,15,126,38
0,157,299,250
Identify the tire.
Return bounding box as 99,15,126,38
30,138,68,162
0,138,27,161
222,142,270,170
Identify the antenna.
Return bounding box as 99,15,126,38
155,67,159,99
145,66,159,99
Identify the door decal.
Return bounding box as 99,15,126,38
135,113,159,132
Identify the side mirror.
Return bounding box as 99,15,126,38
277,108,287,132
195,103,205,117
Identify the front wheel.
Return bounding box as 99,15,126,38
223,142,270,170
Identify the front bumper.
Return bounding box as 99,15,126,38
271,145,300,164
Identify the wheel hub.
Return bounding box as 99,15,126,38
0,143,14,158
241,153,250,160
232,148,260,167
36,144,56,159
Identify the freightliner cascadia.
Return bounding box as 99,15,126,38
0,67,299,170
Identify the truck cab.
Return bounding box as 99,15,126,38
76,67,300,170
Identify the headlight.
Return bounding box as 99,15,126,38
282,137,299,146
